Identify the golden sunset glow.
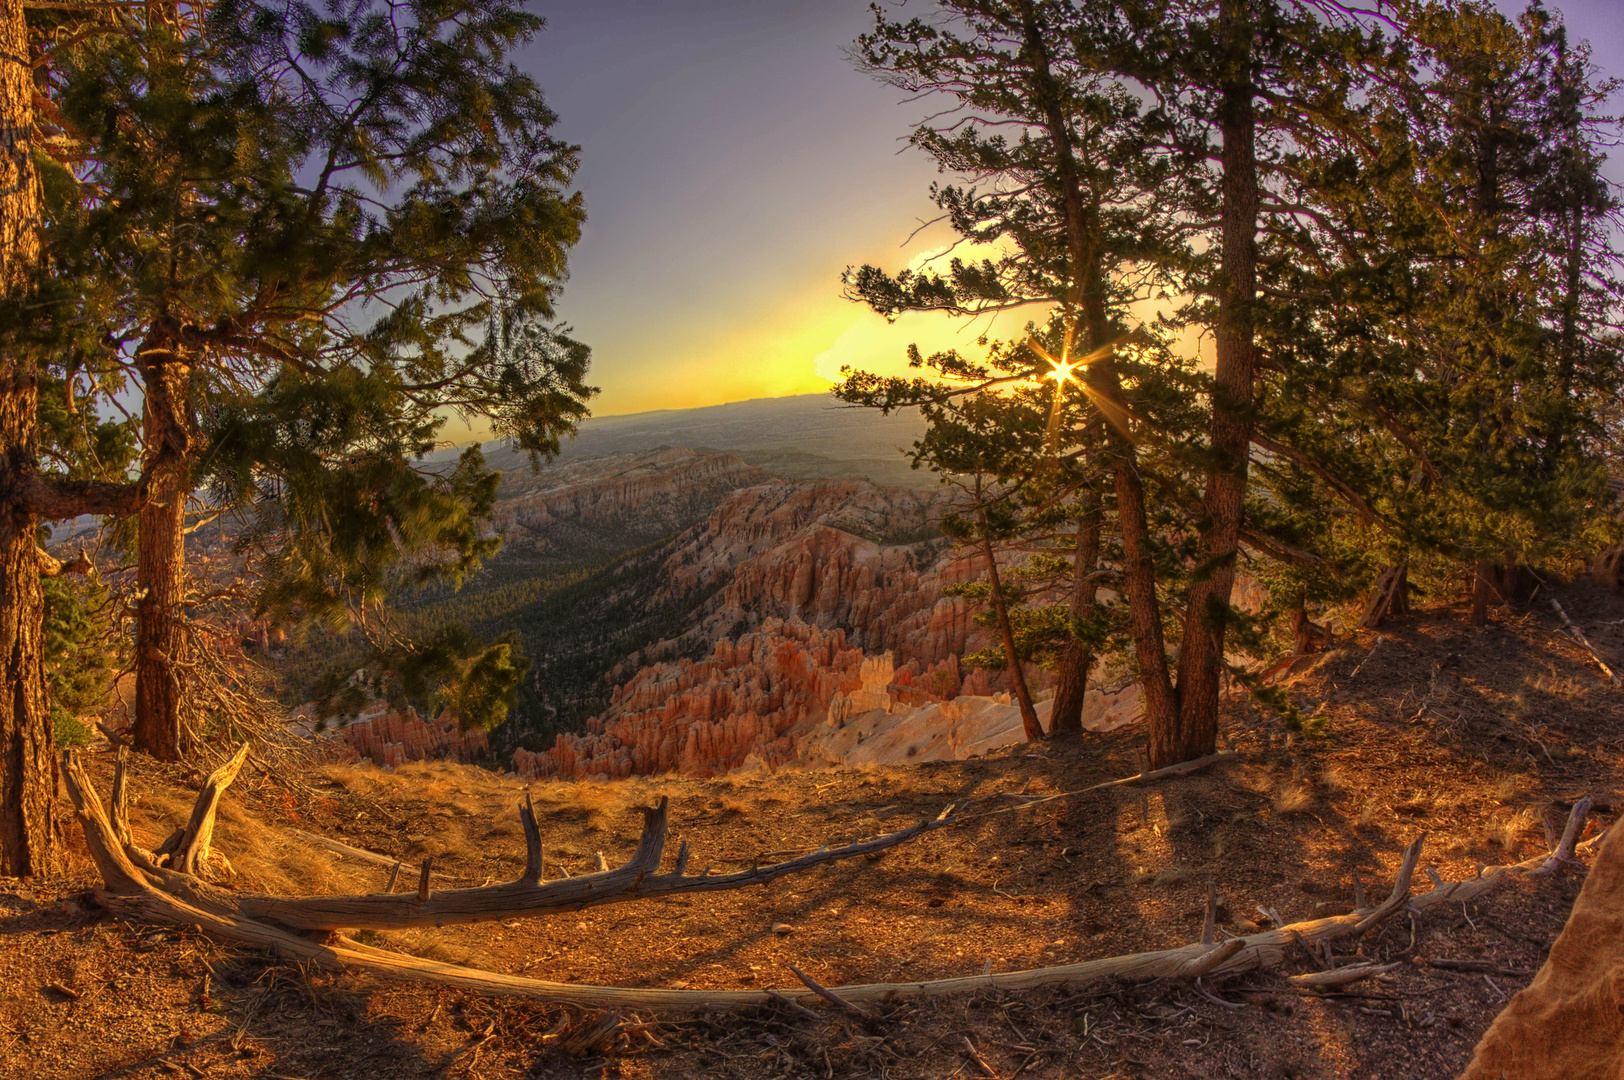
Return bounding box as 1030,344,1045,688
1046,357,1082,385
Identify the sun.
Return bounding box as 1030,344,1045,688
1045,356,1082,385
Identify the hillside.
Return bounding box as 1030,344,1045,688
472,393,933,490
6,585,1623,1079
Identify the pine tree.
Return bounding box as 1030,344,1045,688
844,1,1472,766
0,0,149,873
841,0,1194,741
1250,1,1623,627
35,0,592,758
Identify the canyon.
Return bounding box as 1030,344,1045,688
325,437,1140,779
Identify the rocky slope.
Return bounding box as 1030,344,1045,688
405,451,1094,778
492,446,768,557
294,702,491,769
654,479,987,665
511,618,1010,780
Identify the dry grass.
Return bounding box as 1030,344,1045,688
717,794,754,817
1494,808,1538,852
1394,792,1436,817
545,781,637,830
1321,762,1353,793
1273,780,1314,815
1231,764,1275,797
1492,774,1526,805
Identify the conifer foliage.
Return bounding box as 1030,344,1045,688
34,0,593,759
0,0,591,869
841,0,1622,768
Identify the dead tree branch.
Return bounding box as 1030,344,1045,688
60,749,1594,1012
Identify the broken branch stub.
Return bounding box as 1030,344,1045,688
170,743,251,877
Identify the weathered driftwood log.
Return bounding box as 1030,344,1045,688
288,829,401,869
82,747,954,932
62,748,1596,1012
1287,962,1402,989
166,742,250,877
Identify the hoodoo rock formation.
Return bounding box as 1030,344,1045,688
299,703,490,769
511,618,1000,781
656,479,995,664
500,476,1112,781
511,617,1021,782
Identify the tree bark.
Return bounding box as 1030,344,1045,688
0,0,38,295
1469,559,1496,626
1168,0,1258,770
0,0,60,877
0,374,60,877
977,516,1042,741
132,334,194,761
1051,502,1101,734
1050,505,1101,735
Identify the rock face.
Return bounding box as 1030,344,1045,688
515,618,868,780
511,614,1136,782
507,477,1097,782
493,447,769,552
315,703,490,770
657,478,992,666
802,682,1141,768
1460,824,1624,1080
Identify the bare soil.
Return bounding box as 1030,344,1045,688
3,584,1622,1080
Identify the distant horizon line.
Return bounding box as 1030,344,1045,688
440,387,885,452
583,388,844,422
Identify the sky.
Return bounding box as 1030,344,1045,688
497,0,1624,422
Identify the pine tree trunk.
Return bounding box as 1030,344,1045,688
0,374,60,878
977,518,1042,741
1469,559,1496,627
1115,445,1180,765
0,0,37,293
1049,505,1101,736
132,341,193,761
1168,0,1257,770
0,0,60,876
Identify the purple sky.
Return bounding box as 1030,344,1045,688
501,0,1624,420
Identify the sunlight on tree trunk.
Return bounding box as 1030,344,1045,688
0,0,61,876
133,342,194,761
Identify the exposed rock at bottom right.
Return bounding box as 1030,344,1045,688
1460,824,1624,1080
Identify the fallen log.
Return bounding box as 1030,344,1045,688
61,748,1595,1012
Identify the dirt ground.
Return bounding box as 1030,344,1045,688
2,583,1622,1080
